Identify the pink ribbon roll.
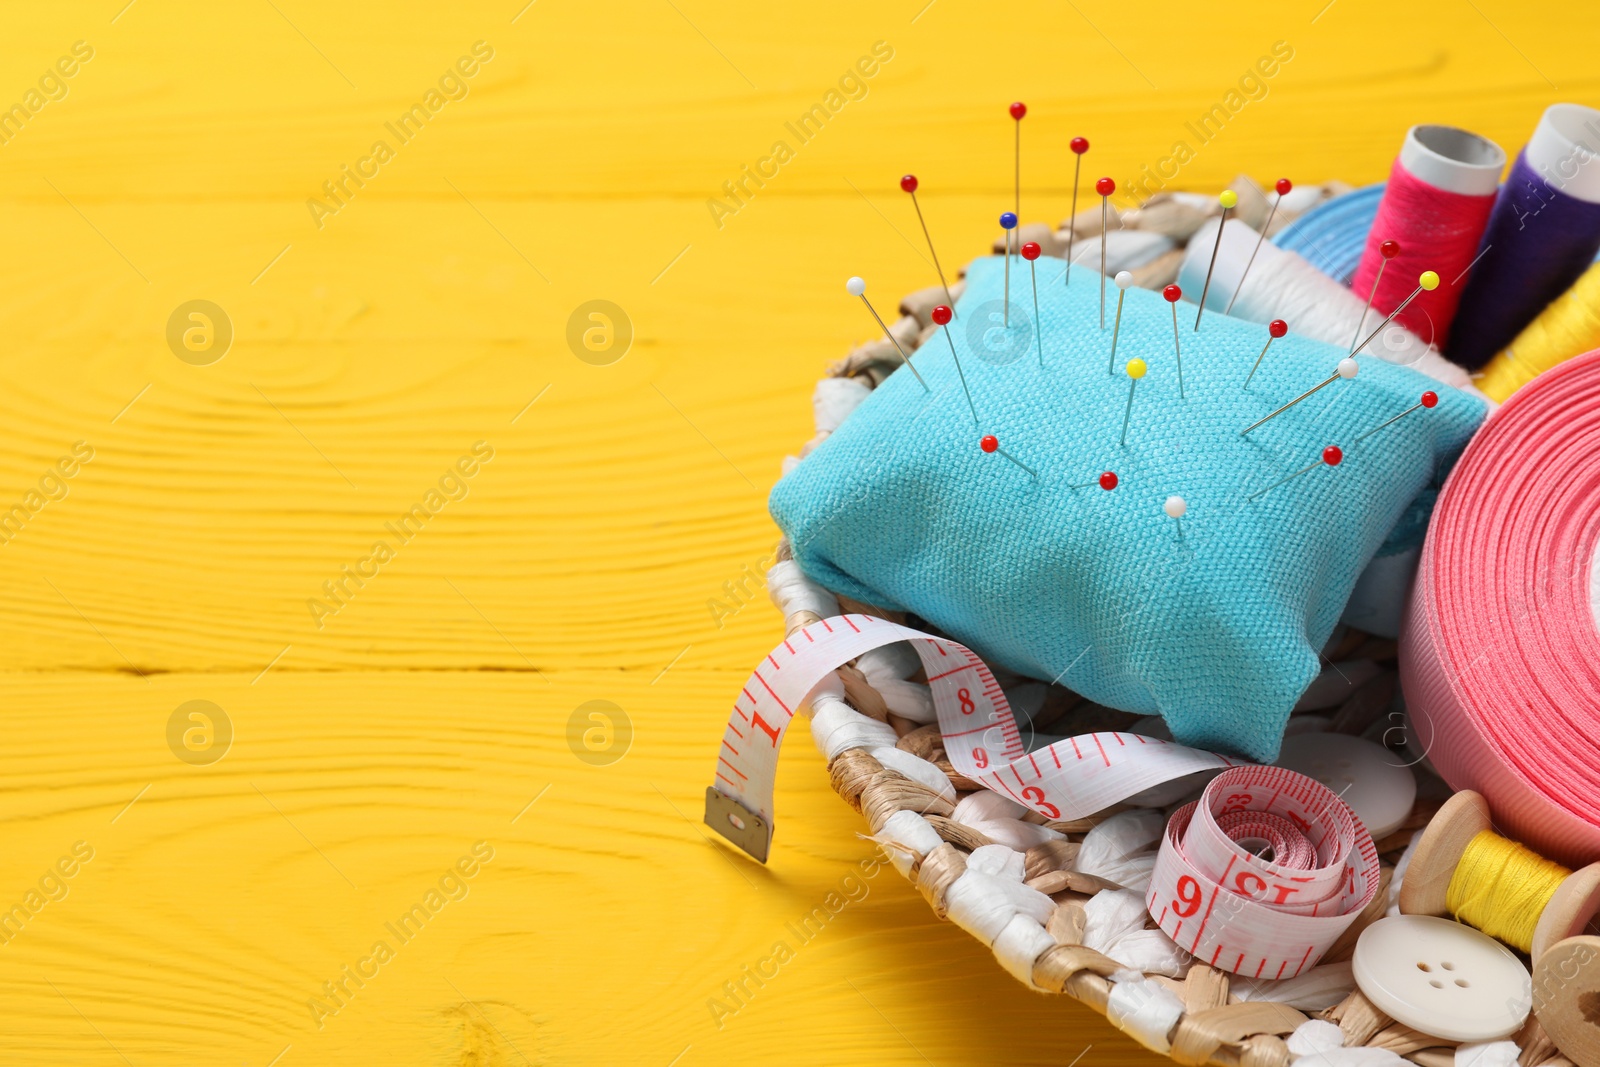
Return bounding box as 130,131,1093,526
1401,348,1600,867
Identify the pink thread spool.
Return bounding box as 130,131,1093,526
1351,125,1504,349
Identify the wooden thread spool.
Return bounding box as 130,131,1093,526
1400,791,1600,961
1532,935,1600,1067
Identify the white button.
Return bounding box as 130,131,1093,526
1275,732,1416,838
1353,915,1532,1042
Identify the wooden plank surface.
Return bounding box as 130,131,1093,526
0,1,1592,1063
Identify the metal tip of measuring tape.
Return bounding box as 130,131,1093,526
704,786,771,864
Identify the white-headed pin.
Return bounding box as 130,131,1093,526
1108,270,1133,374
847,276,927,392
1241,357,1359,436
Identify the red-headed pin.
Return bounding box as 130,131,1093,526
1096,176,1116,328
1108,270,1133,374
1243,318,1289,390
1226,178,1291,315
1350,239,1401,353
1194,189,1237,331
1355,390,1438,443
1249,445,1343,500
933,304,979,426
1241,357,1359,436
1070,470,1119,490
901,174,956,316
1351,270,1439,356
981,433,1037,479
847,276,927,392
1164,283,1186,398
1065,136,1089,286
1009,101,1026,220
1022,241,1043,367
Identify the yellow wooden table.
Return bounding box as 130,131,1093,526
0,2,1588,1063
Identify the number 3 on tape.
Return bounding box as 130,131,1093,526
705,614,1240,863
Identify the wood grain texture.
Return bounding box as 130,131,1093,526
1,1,1593,1063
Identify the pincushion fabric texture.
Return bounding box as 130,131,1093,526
770,255,1485,762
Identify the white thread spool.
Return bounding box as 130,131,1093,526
1526,104,1600,204
1176,217,1487,403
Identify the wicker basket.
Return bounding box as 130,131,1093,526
770,179,1578,1067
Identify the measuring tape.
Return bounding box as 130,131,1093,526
705,613,1242,863
1146,765,1381,978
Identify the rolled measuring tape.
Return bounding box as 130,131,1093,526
1400,347,1600,867
705,613,1242,863
1145,766,1381,979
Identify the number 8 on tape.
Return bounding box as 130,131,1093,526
705,614,1241,863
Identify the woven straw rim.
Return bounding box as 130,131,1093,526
776,182,1575,1067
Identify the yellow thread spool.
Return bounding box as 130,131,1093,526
1400,791,1600,961
1478,262,1600,403
1445,829,1570,953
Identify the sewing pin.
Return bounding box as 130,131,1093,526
1065,136,1089,286
1164,495,1187,540
1249,445,1343,500
1119,358,1146,447
1000,211,1018,326
901,174,956,316
1022,241,1043,367
1241,357,1359,436
1069,470,1119,490
1108,270,1133,374
1194,189,1237,331
1354,390,1437,443
1009,101,1026,220
981,433,1037,479
1096,176,1116,328
1164,284,1186,398
1351,270,1439,356
1349,239,1401,353
1243,319,1289,390
932,304,979,426
1225,179,1291,315
846,276,928,392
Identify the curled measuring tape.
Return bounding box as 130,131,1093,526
705,613,1240,862
1146,766,1380,979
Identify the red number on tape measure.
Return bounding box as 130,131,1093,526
751,711,781,746
973,748,988,769
1021,787,1060,819
1172,875,1203,917
1235,871,1268,899
1221,792,1254,814
957,688,976,714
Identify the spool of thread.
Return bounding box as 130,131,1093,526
1533,935,1600,1067
1449,105,1600,369
1400,349,1600,868
1177,217,1486,401
1349,125,1504,349
1478,260,1600,402
1399,791,1600,961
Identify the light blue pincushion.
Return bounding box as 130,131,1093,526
770,256,1484,762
